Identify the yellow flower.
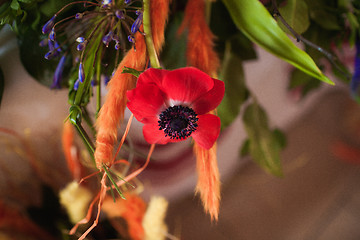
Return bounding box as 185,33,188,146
59,181,92,223
142,196,168,240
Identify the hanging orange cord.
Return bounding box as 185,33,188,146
179,0,222,221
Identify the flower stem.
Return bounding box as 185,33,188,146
142,0,161,68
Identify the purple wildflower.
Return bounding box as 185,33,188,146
51,55,67,89
42,15,56,34
74,79,80,90
79,62,85,83
351,39,360,98
131,13,143,34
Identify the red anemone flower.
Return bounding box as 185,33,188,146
126,67,225,149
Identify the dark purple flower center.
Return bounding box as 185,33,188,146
158,105,198,140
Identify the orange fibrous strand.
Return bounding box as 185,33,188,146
70,144,155,239
150,0,170,54
111,114,134,166
94,32,146,169
62,121,83,180
194,142,220,221
95,0,170,170
178,0,219,76
102,193,146,240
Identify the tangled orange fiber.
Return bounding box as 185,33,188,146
180,0,221,221
194,143,220,221
178,0,220,77
102,193,146,240
62,121,83,180
94,0,170,169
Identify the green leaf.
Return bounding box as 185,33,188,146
288,68,321,97
122,66,143,78
278,0,310,34
228,32,257,61
160,13,187,70
0,67,4,107
221,0,334,85
242,102,283,177
273,128,287,149
240,139,250,157
17,28,57,87
217,42,249,129
10,0,20,10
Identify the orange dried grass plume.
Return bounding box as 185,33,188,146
94,33,146,169
150,0,170,54
62,121,83,180
179,0,220,76
194,142,220,221
180,0,222,220
94,0,170,169
102,193,146,240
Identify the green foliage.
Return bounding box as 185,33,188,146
217,42,249,129
17,27,58,87
305,0,343,30
242,101,284,177
0,0,42,32
210,0,257,62
288,68,321,97
222,0,333,85
278,0,310,34
122,66,143,78
160,13,187,70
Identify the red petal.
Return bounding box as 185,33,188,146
126,84,166,124
143,123,191,145
143,123,169,144
137,68,169,87
191,78,225,115
162,67,214,104
192,114,220,149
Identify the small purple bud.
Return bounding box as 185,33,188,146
49,28,56,41
74,79,80,90
131,13,143,34
39,39,48,47
128,35,135,43
135,10,142,15
44,51,56,60
75,13,84,19
48,39,54,51
102,31,113,47
351,40,360,97
54,41,62,53
115,10,125,19
79,62,85,83
42,15,56,34
51,55,67,89
103,75,110,85
125,0,131,4
76,37,85,43
115,42,120,50
77,43,85,51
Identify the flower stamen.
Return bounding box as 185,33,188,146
158,105,198,140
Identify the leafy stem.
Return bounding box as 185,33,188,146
271,0,350,80
142,0,161,68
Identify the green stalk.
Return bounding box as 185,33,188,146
142,0,161,68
